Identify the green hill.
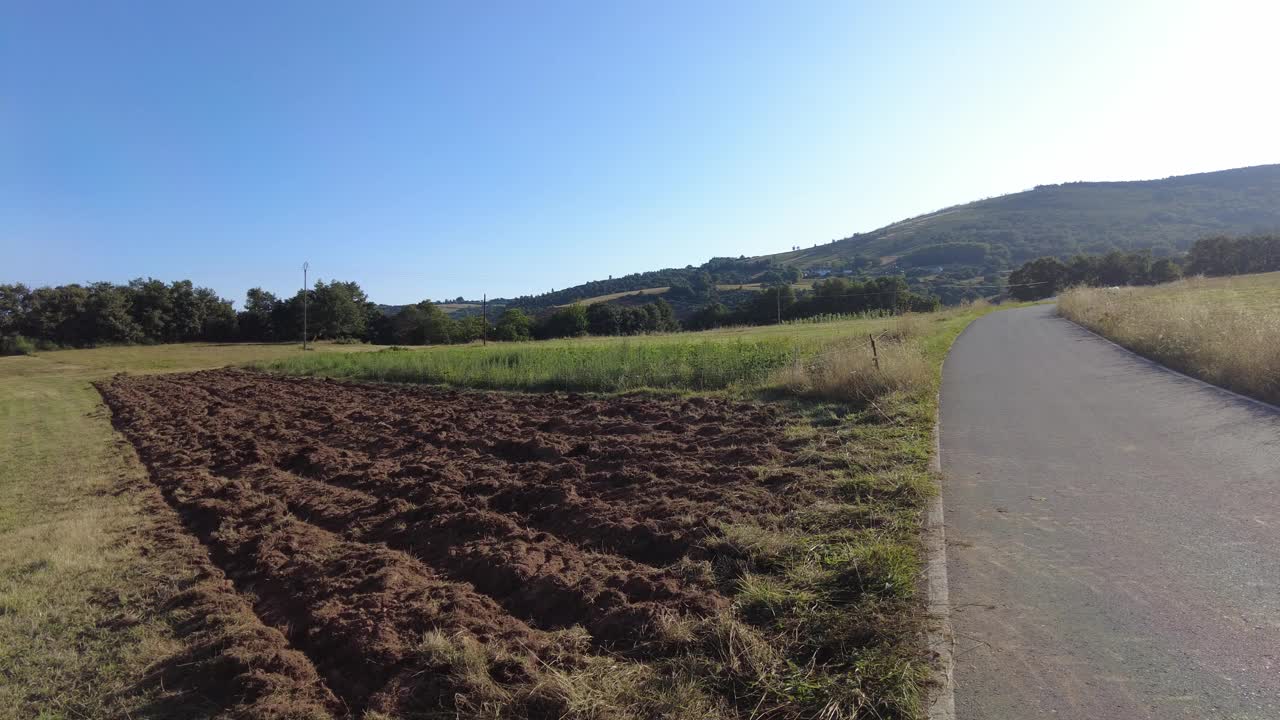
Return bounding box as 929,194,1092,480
491,164,1280,312
758,164,1280,269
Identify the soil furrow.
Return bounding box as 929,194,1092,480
96,368,809,718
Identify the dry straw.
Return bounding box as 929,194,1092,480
1059,279,1280,405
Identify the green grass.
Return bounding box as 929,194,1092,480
257,309,982,395
258,339,798,392
0,341,384,719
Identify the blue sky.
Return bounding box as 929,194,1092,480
3,1,1278,305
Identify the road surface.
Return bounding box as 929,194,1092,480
940,304,1280,719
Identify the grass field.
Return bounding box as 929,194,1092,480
1059,272,1280,405
258,310,966,394
2,305,1005,719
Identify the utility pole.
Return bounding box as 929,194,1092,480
482,293,487,346
302,261,309,350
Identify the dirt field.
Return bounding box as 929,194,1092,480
96,368,811,718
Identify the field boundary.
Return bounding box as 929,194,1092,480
923,378,957,720
1058,312,1280,415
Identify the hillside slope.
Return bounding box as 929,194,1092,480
413,164,1280,315
758,164,1280,268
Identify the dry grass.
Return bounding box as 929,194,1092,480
771,337,934,406
1059,274,1280,405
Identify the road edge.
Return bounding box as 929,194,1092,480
1057,310,1280,415
923,415,955,720
922,322,970,720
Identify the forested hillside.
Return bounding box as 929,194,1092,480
762,164,1280,269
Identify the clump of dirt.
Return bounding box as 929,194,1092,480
97,368,808,718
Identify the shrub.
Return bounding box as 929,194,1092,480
0,335,37,356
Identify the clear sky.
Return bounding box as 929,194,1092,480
4,1,1278,305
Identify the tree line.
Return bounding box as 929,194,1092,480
0,279,238,349
1007,233,1280,300
686,276,939,330
0,277,688,352
1,272,941,354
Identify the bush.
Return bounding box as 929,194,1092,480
0,335,37,356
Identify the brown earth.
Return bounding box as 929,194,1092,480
96,368,811,718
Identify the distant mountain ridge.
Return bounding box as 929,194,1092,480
758,163,1280,269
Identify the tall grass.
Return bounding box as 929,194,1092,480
772,339,933,405
1059,278,1280,404
256,311,966,398
257,339,798,392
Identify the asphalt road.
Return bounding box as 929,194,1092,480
940,304,1280,720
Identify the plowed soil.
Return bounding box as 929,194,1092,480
97,368,809,718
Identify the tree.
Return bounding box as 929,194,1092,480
0,284,31,337
688,271,714,298
310,280,369,339
539,304,588,338
1097,251,1150,286
648,298,679,332
238,288,279,342
493,308,533,341
686,302,731,330
393,302,454,345
1186,234,1280,276
1149,258,1182,284
272,292,305,343
168,280,205,341
24,285,89,346
586,303,622,336
1066,255,1101,287
454,315,488,343
195,287,238,341
84,282,141,344
1008,257,1068,300
739,285,796,325
126,278,173,341
365,308,397,345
